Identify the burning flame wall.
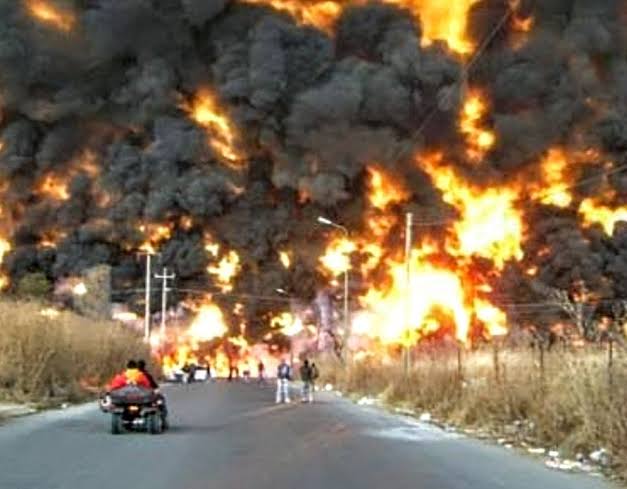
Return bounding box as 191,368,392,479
0,0,626,342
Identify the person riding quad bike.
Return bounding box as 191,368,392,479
108,360,151,390
137,359,169,428
100,360,168,432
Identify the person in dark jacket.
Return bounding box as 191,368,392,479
275,359,291,403
300,359,314,403
137,359,158,389
137,359,168,422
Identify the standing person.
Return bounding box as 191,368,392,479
300,359,314,403
257,360,265,385
187,363,197,384
310,362,320,401
275,358,291,404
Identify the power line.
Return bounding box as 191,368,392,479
407,6,514,146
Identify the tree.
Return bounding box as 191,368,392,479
529,279,598,340
16,273,52,299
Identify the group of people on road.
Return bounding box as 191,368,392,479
275,358,319,404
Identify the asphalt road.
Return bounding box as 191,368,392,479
0,381,616,489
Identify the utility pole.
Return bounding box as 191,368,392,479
316,217,351,365
140,253,154,342
404,212,413,376
155,267,176,339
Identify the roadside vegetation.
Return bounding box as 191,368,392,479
319,345,627,479
0,299,151,406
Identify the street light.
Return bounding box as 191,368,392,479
317,216,350,363
275,288,288,296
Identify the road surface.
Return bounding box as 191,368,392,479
0,381,616,489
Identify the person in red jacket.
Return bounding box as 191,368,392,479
108,360,152,390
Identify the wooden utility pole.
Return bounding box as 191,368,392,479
155,267,176,339
404,212,413,376
140,253,154,342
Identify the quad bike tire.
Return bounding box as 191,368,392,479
111,413,123,435
147,413,162,435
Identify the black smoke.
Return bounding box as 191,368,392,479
0,0,626,335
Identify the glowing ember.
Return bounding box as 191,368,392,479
186,90,244,168
512,15,533,32
38,174,70,201
460,90,495,161
72,282,88,296
0,237,10,289
112,311,138,322
40,307,61,318
279,251,291,269
180,216,194,230
27,0,76,32
39,230,67,249
579,198,627,235
138,224,172,254
207,250,241,292
531,148,573,208
0,239,11,265
205,241,220,258
367,166,409,209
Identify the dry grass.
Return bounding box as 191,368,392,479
0,300,152,404
319,345,627,478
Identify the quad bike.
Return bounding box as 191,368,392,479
99,385,168,435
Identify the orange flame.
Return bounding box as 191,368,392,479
37,174,70,201
0,238,10,290
512,15,533,32
474,298,508,337
39,230,67,249
531,148,573,208
271,311,305,337
207,250,241,292
138,224,172,254
460,90,495,162
320,237,356,276
579,198,627,235
402,0,480,54
72,282,88,296
187,301,229,342
356,257,471,345
420,153,523,269
367,166,409,209
27,0,76,32
241,0,479,55
242,0,342,34
279,251,292,269
186,90,245,168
